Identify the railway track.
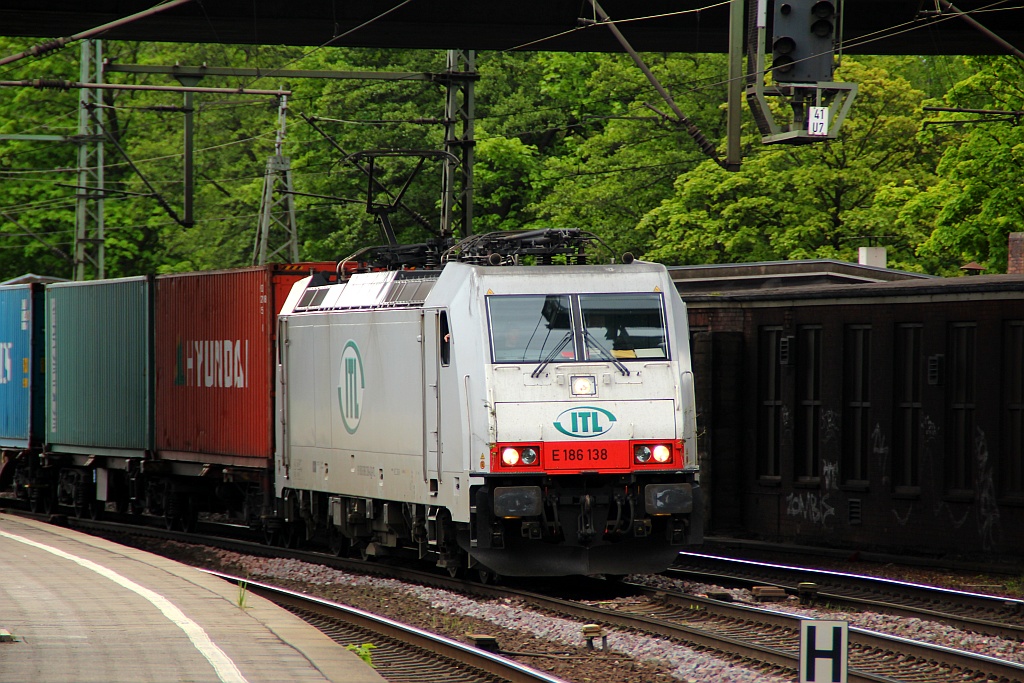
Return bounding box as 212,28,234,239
15,509,1024,683
202,571,568,683
671,551,1024,641
590,580,1024,683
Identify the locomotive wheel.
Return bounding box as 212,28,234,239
272,518,304,549
281,523,299,549
327,526,349,557
475,567,499,585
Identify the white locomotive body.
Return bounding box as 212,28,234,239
275,260,702,577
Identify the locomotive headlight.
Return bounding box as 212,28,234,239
501,447,521,466
521,447,539,466
634,445,653,463
653,444,672,463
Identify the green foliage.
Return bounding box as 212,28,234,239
641,59,939,269
236,580,249,609
908,56,1024,274
532,53,730,259
0,42,1017,280
345,643,376,667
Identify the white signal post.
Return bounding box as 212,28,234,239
799,619,848,683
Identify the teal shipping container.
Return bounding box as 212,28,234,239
45,277,153,456
0,284,44,449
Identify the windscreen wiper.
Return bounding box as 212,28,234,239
584,330,630,376
531,331,573,378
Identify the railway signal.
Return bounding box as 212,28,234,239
772,1,838,84
746,0,856,145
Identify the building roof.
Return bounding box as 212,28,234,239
1,273,70,285
669,259,932,295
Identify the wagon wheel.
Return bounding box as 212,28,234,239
178,496,198,533
28,487,53,515
162,485,182,531
72,497,100,520
113,496,130,515
72,480,102,520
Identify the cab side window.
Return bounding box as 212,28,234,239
440,310,451,366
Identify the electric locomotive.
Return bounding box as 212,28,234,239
273,233,702,577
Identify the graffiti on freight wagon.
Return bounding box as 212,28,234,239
174,339,250,388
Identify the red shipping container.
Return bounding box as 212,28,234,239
154,263,336,465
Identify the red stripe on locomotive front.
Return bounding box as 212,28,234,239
491,440,684,474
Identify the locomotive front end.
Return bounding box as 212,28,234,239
469,264,703,576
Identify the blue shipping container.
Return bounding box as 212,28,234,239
0,284,44,449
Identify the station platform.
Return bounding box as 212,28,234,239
0,513,385,683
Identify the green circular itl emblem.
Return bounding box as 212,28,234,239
338,340,364,434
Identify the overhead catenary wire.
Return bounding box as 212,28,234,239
238,0,420,89
0,0,195,70
5,4,1023,243
503,1,731,52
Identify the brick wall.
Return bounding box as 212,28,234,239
1010,232,1024,275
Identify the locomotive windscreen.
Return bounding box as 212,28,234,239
488,294,573,363
580,293,668,360
487,292,669,363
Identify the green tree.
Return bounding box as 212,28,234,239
0,44,982,280
910,56,1024,274
641,59,938,270
531,53,729,259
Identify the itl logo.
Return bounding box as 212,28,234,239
553,406,616,438
338,340,364,434
0,342,11,384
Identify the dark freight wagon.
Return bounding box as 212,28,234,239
153,264,333,466
683,271,1024,563
0,284,44,451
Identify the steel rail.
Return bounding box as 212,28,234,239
671,551,1024,641
201,571,569,683
22,511,1024,683
626,584,1024,683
